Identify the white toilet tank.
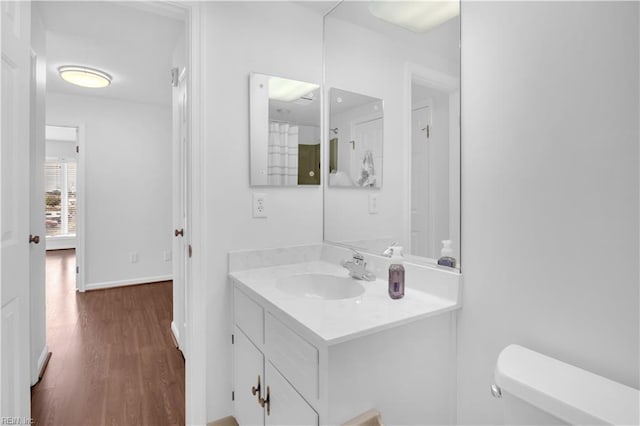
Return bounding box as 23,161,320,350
494,345,639,425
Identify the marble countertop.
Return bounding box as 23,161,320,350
230,260,460,346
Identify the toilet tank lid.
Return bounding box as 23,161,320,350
495,345,639,426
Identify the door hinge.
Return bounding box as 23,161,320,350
76,145,79,153
76,266,79,274
231,334,234,344
426,125,430,138
188,244,192,258
232,391,235,401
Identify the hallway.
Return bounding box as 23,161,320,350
31,249,185,425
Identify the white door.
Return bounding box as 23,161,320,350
233,327,265,426
411,106,431,257
1,0,32,418
172,67,188,355
29,51,46,385
350,118,382,187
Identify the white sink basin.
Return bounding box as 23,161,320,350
276,273,365,300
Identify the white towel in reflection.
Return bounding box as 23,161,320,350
356,150,376,187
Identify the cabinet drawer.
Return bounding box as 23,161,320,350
266,313,318,401
234,287,264,345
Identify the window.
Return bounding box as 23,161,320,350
45,161,76,238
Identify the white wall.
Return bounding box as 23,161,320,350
299,125,320,145
46,93,173,288
324,16,458,253
200,2,324,419
458,2,639,423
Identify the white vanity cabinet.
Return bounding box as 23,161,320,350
233,289,319,426
232,282,457,426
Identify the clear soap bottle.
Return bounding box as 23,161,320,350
437,240,457,268
388,246,405,299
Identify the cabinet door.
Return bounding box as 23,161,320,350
265,362,318,426
234,327,264,426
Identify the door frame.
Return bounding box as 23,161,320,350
43,122,84,291
403,63,460,261
26,1,206,424
163,2,206,424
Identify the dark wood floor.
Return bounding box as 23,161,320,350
31,249,185,425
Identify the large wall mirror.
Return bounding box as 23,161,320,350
323,1,461,267
249,72,321,186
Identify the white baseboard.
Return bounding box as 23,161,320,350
171,321,181,348
85,275,172,291
31,345,50,386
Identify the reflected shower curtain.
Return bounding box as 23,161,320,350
268,122,299,185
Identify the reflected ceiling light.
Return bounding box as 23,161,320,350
369,0,459,33
268,76,319,102
58,66,112,88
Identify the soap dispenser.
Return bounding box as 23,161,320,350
437,240,457,268
388,246,405,299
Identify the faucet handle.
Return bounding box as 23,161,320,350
382,242,399,257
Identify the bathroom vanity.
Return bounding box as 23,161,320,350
229,244,461,425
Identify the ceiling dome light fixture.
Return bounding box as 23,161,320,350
58,66,112,88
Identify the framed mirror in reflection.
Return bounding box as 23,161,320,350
249,73,321,186
323,1,461,267
328,88,383,188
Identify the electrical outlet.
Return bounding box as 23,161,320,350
129,252,139,263
163,251,172,262
252,193,267,218
368,193,379,214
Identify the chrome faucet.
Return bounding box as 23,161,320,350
382,242,398,257
341,250,376,281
